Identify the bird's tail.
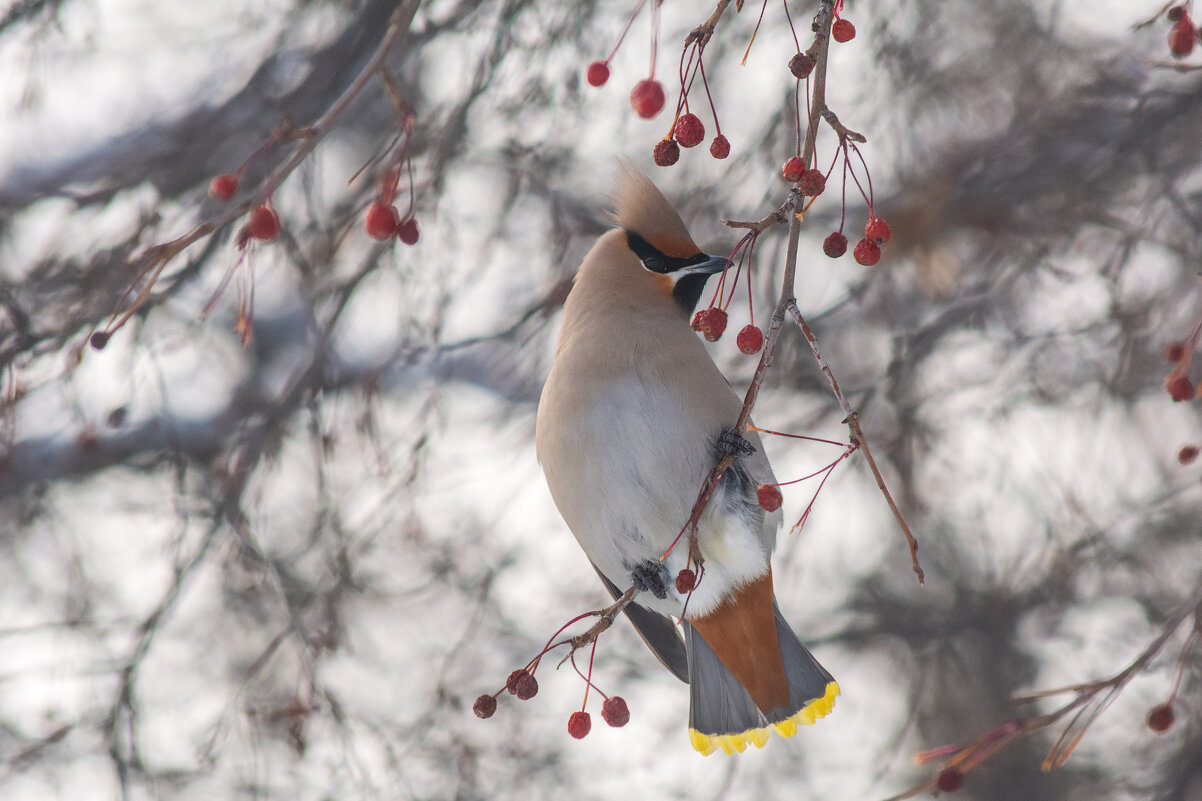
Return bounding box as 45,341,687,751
683,603,838,755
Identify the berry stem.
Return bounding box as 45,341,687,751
696,52,721,135
745,425,847,447
741,0,771,66
606,0,647,63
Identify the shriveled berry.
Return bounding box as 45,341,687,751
365,202,400,240
568,710,592,739
1179,445,1199,464
853,237,881,266
602,696,630,728
89,331,111,350
757,483,782,512
789,52,815,79
1167,374,1194,402
675,568,696,594
799,168,826,196
832,18,856,43
823,231,848,258
1147,703,1175,732
691,307,728,342
248,205,280,241
675,113,705,148
209,174,239,201
630,79,666,118
514,672,538,700
473,694,497,719
1168,6,1186,22
936,768,963,793
865,216,892,243
506,669,530,695
1165,342,1185,362
781,156,806,183
586,60,610,87
709,134,731,159
398,217,420,245
1169,18,1197,57
737,324,764,355
653,138,680,167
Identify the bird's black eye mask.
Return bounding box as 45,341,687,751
624,230,711,274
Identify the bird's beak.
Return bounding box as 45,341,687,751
684,254,729,275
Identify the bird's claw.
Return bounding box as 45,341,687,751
630,561,671,600
718,427,756,459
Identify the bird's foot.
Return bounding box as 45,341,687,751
630,561,671,600
717,427,756,459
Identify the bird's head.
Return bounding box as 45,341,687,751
608,164,729,315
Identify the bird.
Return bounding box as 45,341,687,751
535,164,838,755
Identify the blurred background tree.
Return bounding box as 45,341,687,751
0,1,1200,800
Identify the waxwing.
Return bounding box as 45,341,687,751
535,165,838,754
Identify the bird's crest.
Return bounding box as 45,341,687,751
611,161,701,258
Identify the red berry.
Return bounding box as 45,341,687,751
653,138,680,167
799,168,826,196
1169,19,1197,56
691,307,728,342
1147,703,1175,732
853,237,881,266
209,174,239,201
364,203,400,240
1167,374,1194,402
865,216,892,243
757,484,782,512
89,331,111,350
832,18,856,43
514,672,538,700
823,231,848,258
473,694,497,719
601,696,630,728
505,669,530,695
1168,6,1185,22
248,205,280,241
675,113,705,148
709,135,731,159
630,79,666,118
568,710,592,739
1179,445,1199,464
586,60,610,87
781,156,806,183
789,52,815,79
737,324,763,355
398,217,420,245
936,768,963,793
1165,342,1186,362
675,568,696,594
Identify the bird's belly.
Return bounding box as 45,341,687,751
540,378,770,618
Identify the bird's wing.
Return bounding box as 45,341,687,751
592,562,689,683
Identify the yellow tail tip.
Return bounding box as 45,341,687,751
688,681,840,756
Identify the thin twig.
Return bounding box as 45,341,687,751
685,0,734,49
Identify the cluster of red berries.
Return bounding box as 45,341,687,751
690,308,764,356
210,173,283,244
364,202,420,245
824,214,891,267
780,156,827,195
1166,6,1200,57
675,568,696,594
567,696,630,739
474,664,631,739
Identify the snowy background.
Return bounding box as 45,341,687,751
1,1,1200,800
